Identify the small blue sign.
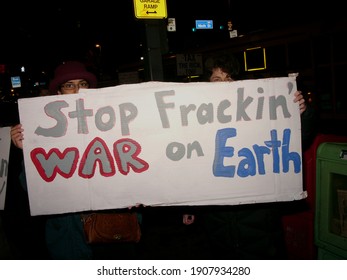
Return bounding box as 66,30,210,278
195,20,213,30
11,76,21,88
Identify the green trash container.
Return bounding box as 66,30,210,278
315,142,347,259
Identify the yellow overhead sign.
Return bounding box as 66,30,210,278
133,0,167,19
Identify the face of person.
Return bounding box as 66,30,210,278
209,67,234,82
58,79,90,95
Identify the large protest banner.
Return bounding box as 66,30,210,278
0,126,11,210
18,77,306,216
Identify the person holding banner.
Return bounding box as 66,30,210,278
10,61,139,260
10,61,97,259
182,52,316,259
10,60,98,150
204,52,316,150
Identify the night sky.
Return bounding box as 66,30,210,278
0,1,343,76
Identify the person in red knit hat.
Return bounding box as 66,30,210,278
11,61,97,149
10,61,139,260
10,61,98,259
48,61,97,95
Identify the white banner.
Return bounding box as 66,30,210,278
0,126,11,210
18,78,305,216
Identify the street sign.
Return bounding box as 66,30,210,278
195,20,213,29
11,76,22,88
167,18,176,32
133,0,167,19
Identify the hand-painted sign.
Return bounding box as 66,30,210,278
18,78,305,216
0,127,11,210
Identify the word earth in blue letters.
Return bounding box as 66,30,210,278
213,128,301,178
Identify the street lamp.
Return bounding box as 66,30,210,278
95,44,102,53
95,44,102,78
